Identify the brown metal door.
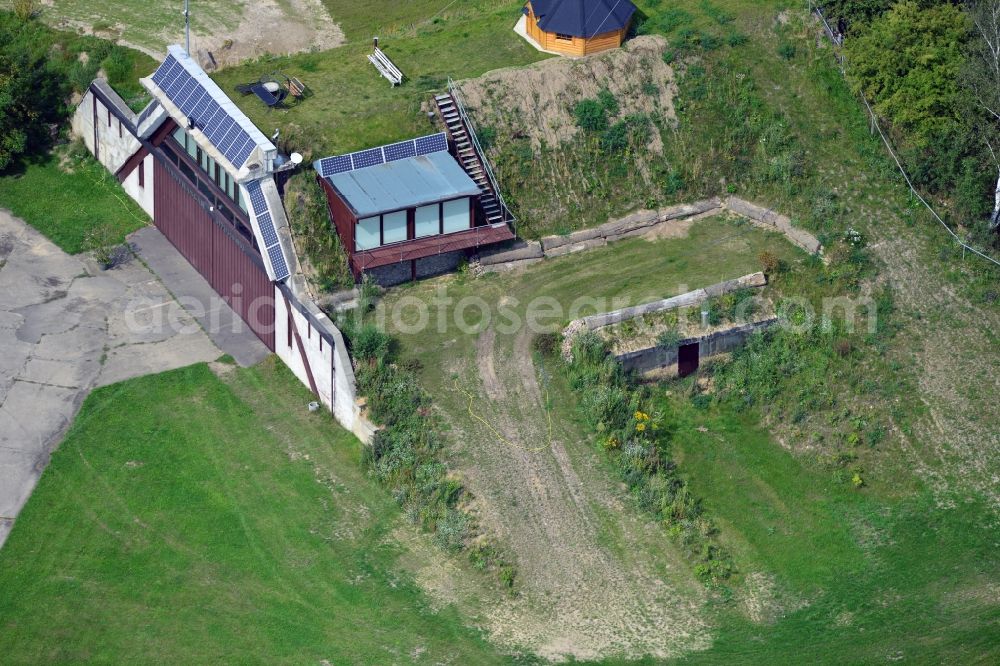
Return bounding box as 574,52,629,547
678,342,699,377
153,159,276,351
152,158,212,276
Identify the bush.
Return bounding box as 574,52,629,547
597,88,619,116
84,222,125,269
759,250,782,275
353,324,392,363
656,329,684,349
531,332,560,357
777,42,796,60
12,0,38,21
573,99,608,133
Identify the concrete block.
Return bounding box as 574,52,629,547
478,241,543,265
545,237,607,257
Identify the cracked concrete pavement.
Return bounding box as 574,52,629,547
0,211,222,547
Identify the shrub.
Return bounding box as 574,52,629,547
597,88,619,116
656,329,684,349
84,222,124,269
777,42,796,60
531,332,560,357
353,324,392,363
573,99,608,133
434,509,470,552
759,250,781,275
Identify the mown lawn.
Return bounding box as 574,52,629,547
0,360,504,664
0,145,147,254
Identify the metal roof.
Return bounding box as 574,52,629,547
322,151,480,218
145,45,275,172
530,0,637,38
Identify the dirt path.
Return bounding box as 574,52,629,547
445,326,708,661
869,233,1000,509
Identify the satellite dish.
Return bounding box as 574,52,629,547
290,152,303,165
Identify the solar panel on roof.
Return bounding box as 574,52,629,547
351,147,384,170
245,180,267,213
319,155,352,177
183,90,209,117
257,212,278,247
415,133,448,156
266,243,289,281
232,136,256,166
384,140,416,162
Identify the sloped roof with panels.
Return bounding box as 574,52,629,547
143,45,275,174
530,0,637,38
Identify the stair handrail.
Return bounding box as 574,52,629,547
446,77,516,234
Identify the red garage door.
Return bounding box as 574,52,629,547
153,159,275,350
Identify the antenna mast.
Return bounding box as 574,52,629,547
184,0,191,54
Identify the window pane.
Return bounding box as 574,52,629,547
442,198,469,234
356,216,380,250
382,210,407,244
172,126,186,147
186,134,197,159
415,204,439,238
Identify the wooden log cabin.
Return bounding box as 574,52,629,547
522,0,637,57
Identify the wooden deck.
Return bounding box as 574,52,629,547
352,223,514,272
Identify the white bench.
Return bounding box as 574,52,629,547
368,47,403,86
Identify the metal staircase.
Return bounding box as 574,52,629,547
434,80,515,231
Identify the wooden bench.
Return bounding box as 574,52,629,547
289,76,307,98
368,47,403,86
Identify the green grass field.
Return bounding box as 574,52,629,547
0,144,148,254
0,360,506,664
213,2,544,157
662,395,1000,664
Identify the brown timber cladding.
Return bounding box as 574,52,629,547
153,158,276,350
525,3,626,56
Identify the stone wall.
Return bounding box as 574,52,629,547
477,196,822,273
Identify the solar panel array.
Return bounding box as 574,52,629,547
151,53,261,168
244,180,290,281
316,132,449,177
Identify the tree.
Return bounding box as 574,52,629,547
963,0,1000,229
0,17,67,172
845,1,969,147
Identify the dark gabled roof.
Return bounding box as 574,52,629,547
531,0,637,38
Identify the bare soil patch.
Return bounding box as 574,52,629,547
458,35,677,154
35,0,343,65
437,325,709,661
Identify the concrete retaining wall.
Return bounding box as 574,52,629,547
477,196,821,274
579,271,766,330
617,318,779,374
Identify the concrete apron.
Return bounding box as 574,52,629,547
0,213,221,548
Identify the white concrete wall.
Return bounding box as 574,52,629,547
73,80,373,444
119,153,155,218
275,284,375,443
274,287,335,409
71,90,141,175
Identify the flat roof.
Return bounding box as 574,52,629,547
325,151,480,218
